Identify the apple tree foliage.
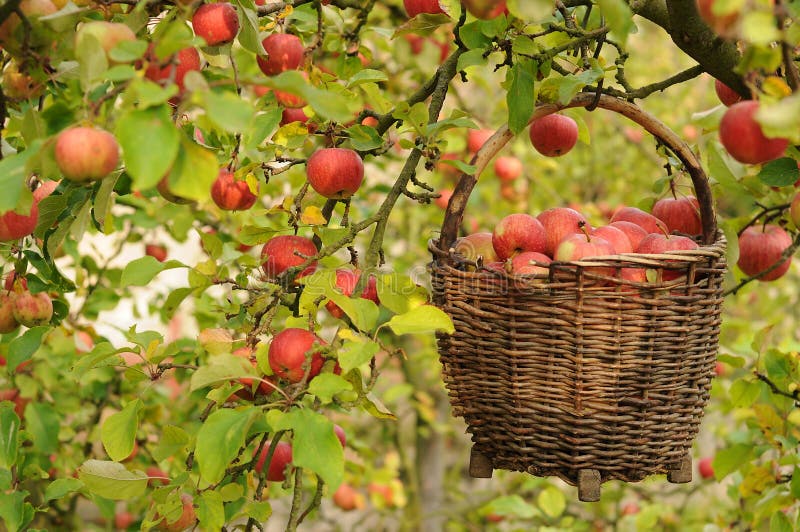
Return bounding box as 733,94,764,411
1,0,800,530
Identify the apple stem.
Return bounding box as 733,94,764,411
578,220,591,242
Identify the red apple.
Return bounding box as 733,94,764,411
714,79,743,107
268,328,325,383
55,126,120,182
697,456,714,479
494,156,522,181
33,180,58,202
325,269,378,319
0,389,28,418
454,232,499,264
492,214,546,260
696,0,739,35
367,482,395,507
636,233,700,280
145,244,168,262
529,114,578,157
333,424,346,447
254,440,293,481
592,225,632,254
610,207,667,235
332,483,365,511
435,188,453,210
114,511,135,529
555,233,615,274
609,221,648,250
146,466,170,487
616,267,647,285
275,87,306,108
467,128,493,154
306,148,364,199
463,0,507,19
257,33,304,76
144,46,202,93
719,101,788,165
12,291,53,327
280,107,309,126
621,502,640,516
211,169,259,211
791,191,800,229
403,0,445,17
510,251,551,275
232,346,273,398
715,361,726,376
652,196,702,235
0,292,20,334
75,21,136,63
4,272,26,291
536,207,591,256
156,494,195,532
260,235,318,279
0,202,38,242
192,3,239,46
361,116,379,128
737,224,793,281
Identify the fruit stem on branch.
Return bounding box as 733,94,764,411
285,466,304,532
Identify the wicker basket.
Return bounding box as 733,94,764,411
429,94,726,501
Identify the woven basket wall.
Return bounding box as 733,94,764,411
430,94,727,495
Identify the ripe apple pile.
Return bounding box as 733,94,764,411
453,197,708,283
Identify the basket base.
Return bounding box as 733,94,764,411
469,446,493,478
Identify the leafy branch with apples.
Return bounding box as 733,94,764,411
1,0,800,530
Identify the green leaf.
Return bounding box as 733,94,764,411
234,0,265,55
78,460,148,500
328,294,379,332
116,106,180,189
597,0,636,43
537,485,565,518
483,494,538,519
376,273,428,315
164,135,219,202
195,408,258,484
756,92,800,143
0,147,38,213
198,491,225,531
346,125,385,151
203,90,255,133
728,378,761,408
308,374,353,403
713,444,752,480
393,13,452,38
75,31,108,90
790,466,800,499
758,157,799,187
0,403,20,469
244,109,283,152
43,478,84,502
152,425,190,462
270,409,344,490
101,399,143,462
338,336,380,373
770,511,793,532
108,39,148,63
506,60,537,134
346,69,388,88
7,326,49,373
267,71,358,123
386,305,454,336
120,256,184,286
190,355,255,391
0,490,35,532
457,48,488,71
24,402,60,454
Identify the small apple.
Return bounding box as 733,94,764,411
144,45,202,93
0,292,20,334
33,180,59,202
2,61,43,100
592,225,633,254
0,202,38,242
261,235,318,280
697,456,714,479
492,214,546,260
714,79,743,107
146,466,170,487
494,156,522,181
361,116,379,128
403,0,445,17
254,440,293,481
211,169,259,211
463,0,507,19
12,291,53,327
652,196,702,235
332,483,365,511
610,207,667,235
621,502,640,516
510,251,551,275
192,3,240,46
536,207,591,256
268,328,325,383
467,128,493,154
696,0,739,36
54,126,120,183
434,188,453,210
454,232,499,264
145,244,168,263
791,191,800,229
737,224,792,281
275,87,306,108
609,221,648,250
75,21,136,62
257,33,304,76
529,114,578,157
233,346,274,398
156,494,195,532
306,148,364,199
0,389,29,418
4,272,26,291
715,361,726,376
367,482,395,508
114,511,135,529
635,233,700,280
719,101,788,165
280,107,309,126
325,269,379,319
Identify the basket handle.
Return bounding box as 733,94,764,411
438,93,717,256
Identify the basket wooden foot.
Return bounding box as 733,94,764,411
469,446,493,478
578,469,601,502
667,454,692,484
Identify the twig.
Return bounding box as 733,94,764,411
754,371,800,403
285,466,304,532
297,474,324,525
